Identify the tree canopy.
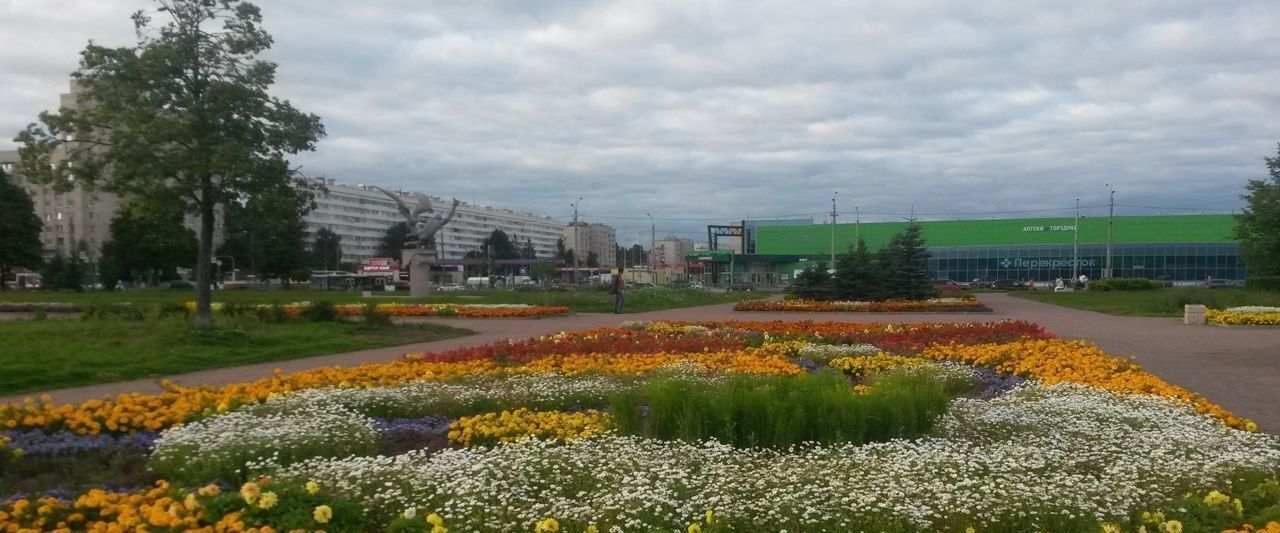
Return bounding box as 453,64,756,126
0,167,42,289
15,0,324,326
788,223,936,301
100,198,197,287
482,229,519,259
377,222,411,260
1235,143,1280,277
311,228,342,271
219,177,314,285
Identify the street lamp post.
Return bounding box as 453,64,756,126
1105,185,1115,278
830,192,838,267
1072,199,1080,283
646,213,655,276
570,198,583,285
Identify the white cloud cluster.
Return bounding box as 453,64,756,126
3,0,1278,242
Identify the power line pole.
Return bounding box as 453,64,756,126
1072,198,1080,282
854,206,860,243
830,192,838,267
1105,185,1115,279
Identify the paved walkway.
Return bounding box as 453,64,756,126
5,295,1279,432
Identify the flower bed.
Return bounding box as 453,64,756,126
1208,307,1280,326
2,320,1277,532
734,297,990,312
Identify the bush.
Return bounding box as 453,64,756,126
255,304,289,323
1246,276,1280,292
300,300,339,322
361,303,392,326
1088,278,1163,291
611,371,950,448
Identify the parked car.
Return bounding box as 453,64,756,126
992,279,1027,290
933,279,968,291
727,282,756,292
970,278,996,289
1200,279,1243,289
435,283,466,292
1155,275,1175,288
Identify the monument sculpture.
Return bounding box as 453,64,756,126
375,186,461,297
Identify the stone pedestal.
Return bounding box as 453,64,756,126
403,249,435,298
1184,304,1207,325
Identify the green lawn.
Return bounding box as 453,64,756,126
1010,288,1280,317
0,287,767,314
0,315,471,396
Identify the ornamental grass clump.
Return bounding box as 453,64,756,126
150,406,381,484
612,371,950,447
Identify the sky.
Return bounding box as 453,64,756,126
3,0,1279,245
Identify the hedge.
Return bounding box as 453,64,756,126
1246,276,1280,292
1088,278,1163,291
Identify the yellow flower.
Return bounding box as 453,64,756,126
258,491,278,510
586,526,599,533
966,528,976,533
427,513,445,527
1101,524,1122,533
240,482,261,504
1204,490,1230,506
1161,520,1183,533
1246,420,1259,432
198,484,221,497
1234,498,1245,518
688,524,702,533
535,517,560,532
706,509,715,524
313,505,333,524
305,481,321,495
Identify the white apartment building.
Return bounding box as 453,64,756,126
563,222,618,268
303,181,565,265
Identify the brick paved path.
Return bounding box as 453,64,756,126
6,294,1278,432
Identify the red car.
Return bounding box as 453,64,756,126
933,279,968,291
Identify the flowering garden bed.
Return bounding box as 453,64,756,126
2,320,1278,532
734,296,990,313
1207,306,1280,326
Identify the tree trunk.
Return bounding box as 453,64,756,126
194,180,216,328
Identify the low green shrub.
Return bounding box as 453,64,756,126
361,303,392,326
255,304,289,323
1246,276,1280,292
300,300,339,322
612,371,950,447
1089,278,1163,291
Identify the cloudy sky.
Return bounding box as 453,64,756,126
3,0,1279,244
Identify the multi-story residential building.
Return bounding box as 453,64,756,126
1,150,120,261
563,222,618,268
303,181,565,265
653,236,695,266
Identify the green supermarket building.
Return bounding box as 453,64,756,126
685,214,1244,287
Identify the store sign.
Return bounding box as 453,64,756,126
1021,225,1076,232
358,257,399,274
999,258,1096,269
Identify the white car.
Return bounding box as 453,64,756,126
435,283,466,292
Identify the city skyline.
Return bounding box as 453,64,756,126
3,0,1279,245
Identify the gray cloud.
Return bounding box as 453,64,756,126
3,0,1278,244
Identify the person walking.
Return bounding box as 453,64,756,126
612,266,625,314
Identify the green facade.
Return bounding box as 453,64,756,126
755,214,1236,256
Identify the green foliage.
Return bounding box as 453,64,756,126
613,371,950,448
311,228,343,271
832,237,884,300
530,261,558,282
1246,276,1280,292
0,166,43,286
100,200,198,286
790,262,833,300
586,250,600,268
198,481,369,532
362,303,392,326
1088,277,1163,291
1235,143,1280,276
376,222,412,259
39,254,88,291
881,223,937,300
482,229,520,259
300,300,339,322
14,0,325,327
220,176,316,285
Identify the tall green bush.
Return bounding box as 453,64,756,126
613,372,950,448
1246,276,1280,292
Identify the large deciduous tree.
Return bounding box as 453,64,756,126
0,167,43,289
100,198,198,286
376,222,411,260
311,228,342,271
482,229,519,259
1235,143,1280,277
219,175,314,286
14,0,324,326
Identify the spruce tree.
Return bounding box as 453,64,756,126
883,223,936,300
833,237,882,300
790,262,833,300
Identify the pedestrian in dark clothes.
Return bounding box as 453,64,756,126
612,266,625,314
